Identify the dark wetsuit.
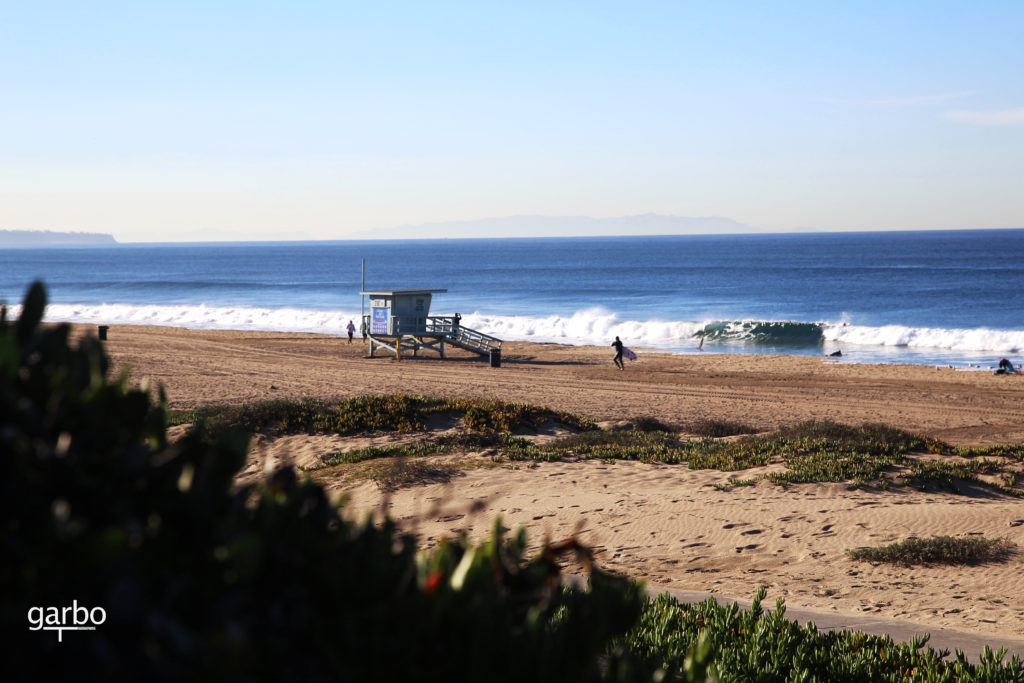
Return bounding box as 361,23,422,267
611,339,624,369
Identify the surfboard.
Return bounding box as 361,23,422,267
623,347,637,361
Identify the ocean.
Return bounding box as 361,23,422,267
2,229,1023,367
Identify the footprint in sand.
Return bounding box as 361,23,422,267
741,529,764,535
734,543,760,553
437,513,464,522
722,522,748,529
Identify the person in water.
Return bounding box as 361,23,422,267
611,336,624,370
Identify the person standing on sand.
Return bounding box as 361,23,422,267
611,336,625,370
346,320,356,344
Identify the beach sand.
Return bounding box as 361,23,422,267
96,324,1024,640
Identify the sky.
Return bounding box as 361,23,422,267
2,1,1022,242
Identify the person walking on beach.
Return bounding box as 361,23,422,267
346,320,356,344
611,336,625,370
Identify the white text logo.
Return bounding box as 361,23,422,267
28,601,106,642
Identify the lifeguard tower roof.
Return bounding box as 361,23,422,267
360,289,447,296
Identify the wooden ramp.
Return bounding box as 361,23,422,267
444,324,501,355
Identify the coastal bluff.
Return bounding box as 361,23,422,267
0,229,116,246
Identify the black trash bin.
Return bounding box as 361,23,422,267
98,325,109,340
489,348,501,368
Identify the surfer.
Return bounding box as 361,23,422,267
612,336,625,370
346,320,356,344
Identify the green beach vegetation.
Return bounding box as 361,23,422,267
848,536,1017,567
170,393,596,438
5,281,1024,681
171,394,1024,498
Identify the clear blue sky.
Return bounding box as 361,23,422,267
2,1,1022,242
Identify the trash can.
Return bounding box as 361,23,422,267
489,348,501,368
98,325,109,340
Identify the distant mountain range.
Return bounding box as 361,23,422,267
0,230,117,245
352,214,758,239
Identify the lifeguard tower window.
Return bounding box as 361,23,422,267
415,299,424,312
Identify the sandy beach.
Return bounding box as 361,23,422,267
96,324,1024,642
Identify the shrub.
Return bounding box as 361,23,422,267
848,536,1017,567
681,419,759,438
631,416,678,433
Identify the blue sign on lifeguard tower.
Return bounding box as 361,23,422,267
371,307,388,335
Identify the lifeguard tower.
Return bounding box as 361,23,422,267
360,288,503,364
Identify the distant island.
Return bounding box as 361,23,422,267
0,229,117,246
351,214,760,240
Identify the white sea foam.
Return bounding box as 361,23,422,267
16,302,1023,356
37,303,362,335
467,308,707,347
822,323,1023,354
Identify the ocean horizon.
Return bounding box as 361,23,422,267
2,228,1023,367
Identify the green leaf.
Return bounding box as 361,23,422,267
16,280,46,346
